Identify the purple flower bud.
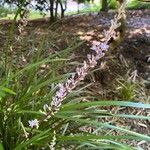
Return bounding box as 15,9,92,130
98,42,109,51
83,61,88,69
51,97,61,107
76,67,84,77
87,54,97,68
90,44,98,51
43,104,50,112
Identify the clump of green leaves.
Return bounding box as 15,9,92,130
127,0,150,9
0,39,86,150
0,6,15,18
116,77,136,100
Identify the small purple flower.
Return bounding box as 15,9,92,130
98,42,109,51
95,51,105,60
55,84,66,97
90,44,98,51
51,97,61,107
65,79,72,92
28,119,39,129
76,67,84,77
91,43,100,55
56,91,63,98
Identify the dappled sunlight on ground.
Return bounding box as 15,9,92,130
128,27,150,38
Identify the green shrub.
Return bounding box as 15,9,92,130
0,7,15,18
127,0,150,9
109,0,117,9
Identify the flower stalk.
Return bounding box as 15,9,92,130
28,0,127,129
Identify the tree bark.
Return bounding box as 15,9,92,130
49,0,54,22
59,0,67,18
101,0,108,12
55,0,59,19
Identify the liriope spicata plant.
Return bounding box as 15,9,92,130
0,9,85,149
1,1,150,150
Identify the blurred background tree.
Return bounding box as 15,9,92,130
0,0,149,21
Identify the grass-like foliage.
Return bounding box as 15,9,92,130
0,1,150,150
0,31,85,149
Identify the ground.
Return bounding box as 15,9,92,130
0,9,150,149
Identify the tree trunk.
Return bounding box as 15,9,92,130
55,0,59,19
59,0,67,18
101,0,108,12
49,0,54,22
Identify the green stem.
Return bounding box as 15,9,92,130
4,0,26,77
